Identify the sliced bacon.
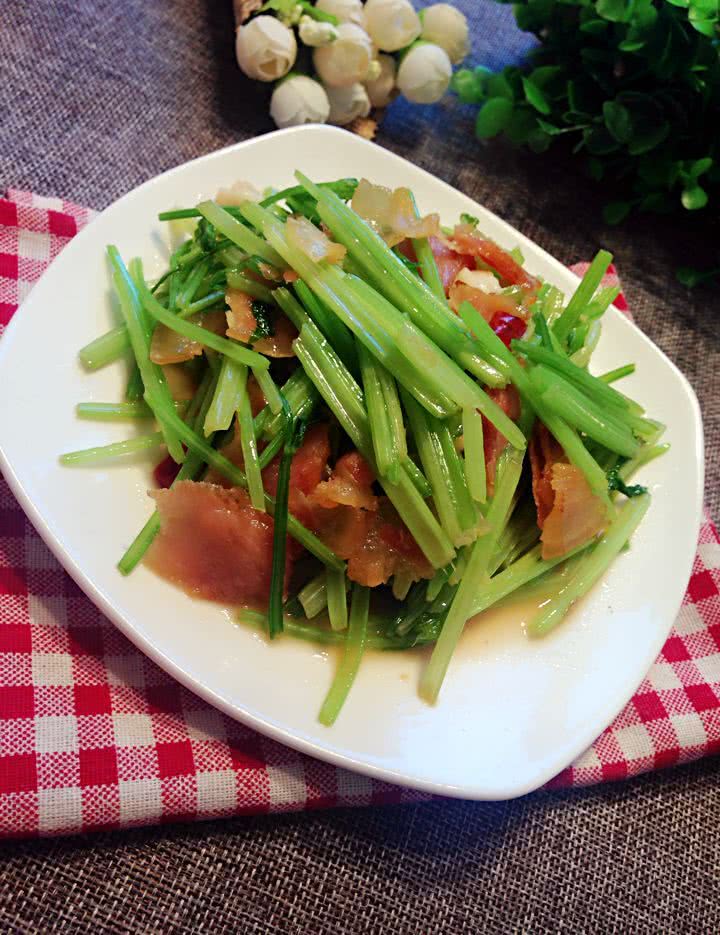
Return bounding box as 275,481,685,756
146,481,289,607
528,424,607,559
451,227,539,292
396,237,473,296
540,464,607,559
529,424,565,528
448,281,519,321
246,374,266,417
150,311,227,366
262,424,331,500
314,498,432,588
482,386,521,497
225,288,297,358
311,451,378,511
161,363,199,401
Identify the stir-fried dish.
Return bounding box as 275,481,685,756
65,174,668,725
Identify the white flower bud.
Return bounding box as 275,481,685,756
364,53,396,108
420,4,470,64
363,0,422,53
313,23,373,88
396,42,452,104
366,59,382,82
325,82,371,125
298,15,338,47
315,0,365,25
235,16,297,83
270,75,330,128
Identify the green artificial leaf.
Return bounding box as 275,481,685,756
688,17,718,37
618,37,646,50
474,66,494,83
522,77,552,114
528,129,552,153
581,18,609,34
677,265,720,287
603,201,632,224
452,69,485,104
603,101,633,143
638,155,680,189
584,126,621,155
587,158,605,181
628,121,670,155
639,192,672,212
596,0,631,22
536,118,581,135
485,73,515,101
681,184,709,210
475,98,514,138
688,157,713,179
506,108,540,145
530,65,563,89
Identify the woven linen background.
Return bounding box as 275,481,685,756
2,0,719,932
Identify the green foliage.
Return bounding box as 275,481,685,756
451,0,719,225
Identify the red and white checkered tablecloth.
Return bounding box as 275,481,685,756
0,189,718,839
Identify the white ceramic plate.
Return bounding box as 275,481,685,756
0,126,704,799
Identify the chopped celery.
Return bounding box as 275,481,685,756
60,432,164,465
462,407,487,503
318,583,369,726
298,572,329,619
134,264,269,371
107,247,184,463
357,341,399,482
237,368,265,512
203,357,246,437
326,569,349,632
420,443,526,703
553,250,613,344
196,200,284,268
528,494,650,637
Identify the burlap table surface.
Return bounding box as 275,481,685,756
2,0,719,931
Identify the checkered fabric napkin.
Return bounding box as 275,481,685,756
0,190,718,839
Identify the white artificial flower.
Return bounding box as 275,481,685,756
270,75,331,128
235,15,297,82
313,22,373,87
325,82,372,125
364,53,397,108
396,42,452,104
419,3,470,64
315,0,365,25
363,0,422,52
298,15,338,47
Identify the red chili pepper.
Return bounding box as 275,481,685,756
153,453,182,488
490,312,526,348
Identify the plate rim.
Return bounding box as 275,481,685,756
0,125,705,799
